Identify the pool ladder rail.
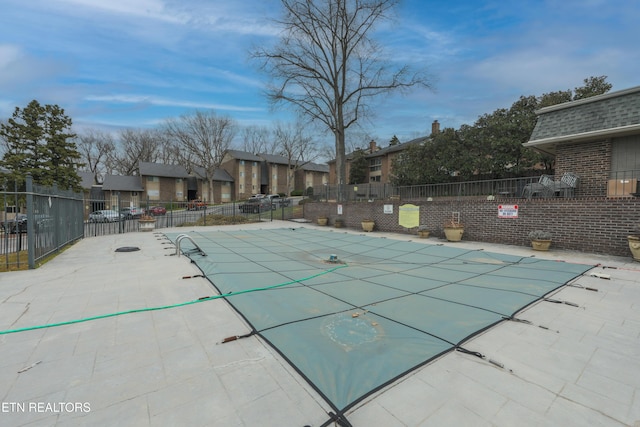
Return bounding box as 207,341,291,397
174,234,207,258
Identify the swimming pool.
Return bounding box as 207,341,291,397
166,227,593,421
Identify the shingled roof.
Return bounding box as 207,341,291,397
139,162,190,178
102,175,144,191
224,150,263,162
190,165,234,182
77,171,98,189
301,162,329,173
525,85,640,154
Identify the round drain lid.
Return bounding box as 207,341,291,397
115,246,140,252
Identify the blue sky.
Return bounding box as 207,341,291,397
1,0,638,147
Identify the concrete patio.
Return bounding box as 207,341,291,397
1,221,639,426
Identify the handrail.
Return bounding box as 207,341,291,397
175,233,206,257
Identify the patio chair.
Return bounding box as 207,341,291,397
554,172,580,197
522,175,555,199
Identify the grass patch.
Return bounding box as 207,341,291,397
0,250,29,272
0,242,77,272
179,214,260,227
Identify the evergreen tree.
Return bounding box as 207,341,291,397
390,76,612,184
0,100,83,190
349,148,369,184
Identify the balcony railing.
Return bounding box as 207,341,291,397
311,171,640,202
311,176,546,202
608,170,640,197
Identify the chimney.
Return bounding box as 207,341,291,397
369,140,377,153
431,120,440,136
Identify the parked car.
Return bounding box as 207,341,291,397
265,194,291,208
1,214,27,233
89,210,123,222
1,214,53,233
239,197,273,213
187,199,206,211
148,206,167,216
120,207,145,219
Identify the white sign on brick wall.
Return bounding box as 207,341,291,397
498,204,518,218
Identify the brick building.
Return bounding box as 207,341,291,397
221,150,264,199
328,121,440,185
524,85,640,197
305,87,640,257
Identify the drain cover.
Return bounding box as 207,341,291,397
115,246,140,252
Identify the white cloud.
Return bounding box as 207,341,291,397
84,94,263,112
54,0,188,24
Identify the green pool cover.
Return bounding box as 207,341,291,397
166,228,593,421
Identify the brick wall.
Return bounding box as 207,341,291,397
304,196,640,257
555,139,611,197
158,177,182,201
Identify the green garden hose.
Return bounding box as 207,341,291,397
0,264,348,336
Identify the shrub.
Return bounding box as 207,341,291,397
528,230,552,240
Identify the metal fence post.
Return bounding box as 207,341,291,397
169,197,173,227
53,182,60,251
26,174,35,269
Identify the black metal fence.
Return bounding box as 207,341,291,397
309,176,543,202
2,186,301,269
82,197,294,237
1,175,84,270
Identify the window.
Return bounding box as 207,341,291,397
147,176,159,182
369,158,381,172
611,135,640,179
240,171,244,177
240,160,245,165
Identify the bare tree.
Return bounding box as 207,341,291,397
163,111,236,203
273,121,320,195
75,128,115,182
107,128,162,175
241,125,279,154
253,0,432,198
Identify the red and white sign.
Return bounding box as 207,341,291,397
498,204,518,218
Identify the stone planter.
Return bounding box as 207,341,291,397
628,236,640,261
443,227,464,242
139,218,156,232
334,218,344,228
317,217,328,226
417,230,430,238
531,239,552,251
361,220,375,232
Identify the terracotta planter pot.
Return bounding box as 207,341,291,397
443,227,463,242
531,239,552,251
628,236,640,261
361,220,375,232
417,230,430,238
334,219,344,228
317,217,328,226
